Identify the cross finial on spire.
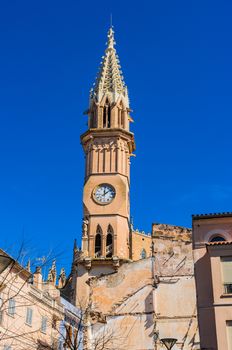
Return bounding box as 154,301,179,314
110,13,113,28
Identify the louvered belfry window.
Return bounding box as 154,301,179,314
103,99,111,128
95,225,102,258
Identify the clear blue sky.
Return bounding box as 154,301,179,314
1,0,232,272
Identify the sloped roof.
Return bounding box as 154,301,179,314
206,241,232,246
192,212,232,220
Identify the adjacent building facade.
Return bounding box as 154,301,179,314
0,249,81,350
193,213,232,350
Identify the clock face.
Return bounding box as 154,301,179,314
93,184,116,204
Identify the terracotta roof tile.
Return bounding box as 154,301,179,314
192,212,232,220
206,241,232,246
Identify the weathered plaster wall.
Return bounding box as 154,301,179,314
152,224,193,279
86,223,200,350
90,259,152,314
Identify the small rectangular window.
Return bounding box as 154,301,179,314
41,316,47,333
221,257,232,294
227,321,232,348
0,295,3,325
0,309,3,325
25,307,33,325
8,298,15,316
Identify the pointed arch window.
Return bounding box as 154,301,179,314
103,99,111,128
106,225,113,258
95,225,102,258
140,249,147,259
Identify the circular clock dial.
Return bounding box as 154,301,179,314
93,184,116,204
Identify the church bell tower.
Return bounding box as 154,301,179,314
80,26,135,262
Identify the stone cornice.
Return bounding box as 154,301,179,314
29,285,64,314
80,128,135,153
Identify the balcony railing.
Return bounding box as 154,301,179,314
95,251,101,258
224,283,232,294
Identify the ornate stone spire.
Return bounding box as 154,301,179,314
47,260,56,284
58,267,66,288
90,26,129,107
25,259,31,272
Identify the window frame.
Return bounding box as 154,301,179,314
226,320,232,349
41,315,48,334
25,307,33,326
0,294,3,325
3,346,12,350
221,256,232,295
8,298,16,317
